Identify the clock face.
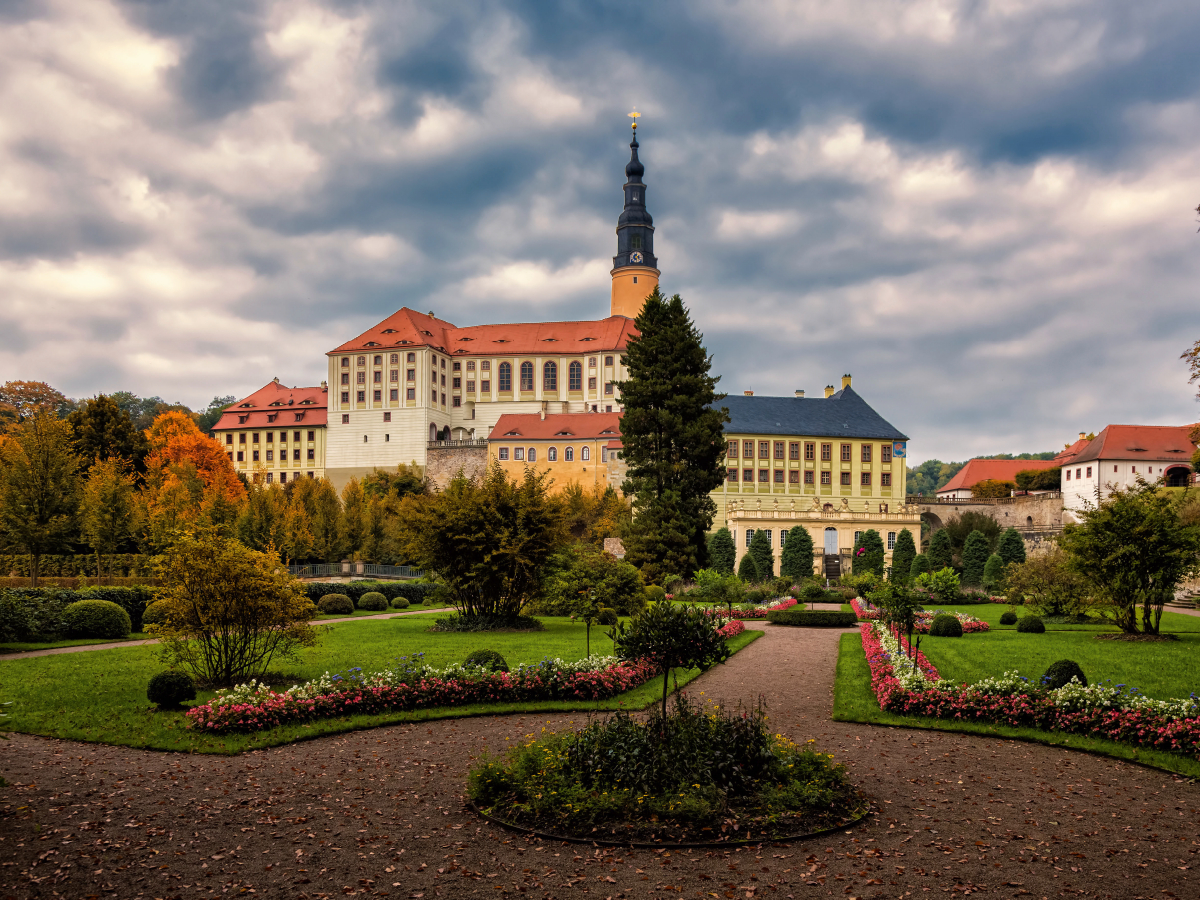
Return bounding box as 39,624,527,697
629,251,643,264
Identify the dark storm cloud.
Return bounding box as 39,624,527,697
2,0,1200,459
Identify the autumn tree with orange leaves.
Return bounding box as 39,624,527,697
139,411,246,550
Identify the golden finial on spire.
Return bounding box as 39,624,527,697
628,108,640,131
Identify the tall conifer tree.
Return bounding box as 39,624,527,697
890,528,916,584
928,528,953,571
779,525,814,580
748,528,775,580
706,527,736,574
618,289,727,581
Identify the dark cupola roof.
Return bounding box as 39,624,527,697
612,119,657,271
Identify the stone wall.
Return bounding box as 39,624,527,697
424,445,488,490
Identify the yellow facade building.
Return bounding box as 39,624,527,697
211,379,328,483
714,376,919,578
487,412,624,492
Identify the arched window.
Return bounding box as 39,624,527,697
565,447,574,461
568,361,582,391
548,447,557,461
543,361,557,391
581,446,590,461
528,447,536,462
520,361,534,391
498,362,512,392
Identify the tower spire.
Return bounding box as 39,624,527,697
609,110,660,319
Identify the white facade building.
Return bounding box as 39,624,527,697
1061,424,1196,515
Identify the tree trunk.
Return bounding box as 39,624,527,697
30,553,39,588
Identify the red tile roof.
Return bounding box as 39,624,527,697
937,458,1059,495
1053,437,1091,465
488,412,622,442
328,307,638,356
212,381,328,430
1069,424,1198,466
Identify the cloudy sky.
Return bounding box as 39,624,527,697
2,0,1199,462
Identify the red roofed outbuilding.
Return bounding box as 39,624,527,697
487,412,624,494
1062,424,1198,514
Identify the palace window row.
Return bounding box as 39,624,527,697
497,446,591,462
725,440,898,463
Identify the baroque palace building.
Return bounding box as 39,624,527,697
214,117,918,576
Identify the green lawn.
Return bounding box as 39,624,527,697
832,631,1200,779
929,602,1200,633
0,632,151,653
0,614,760,755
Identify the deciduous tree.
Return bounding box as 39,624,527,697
68,394,149,473
80,456,137,582
1059,480,1200,634
391,462,567,621
0,413,82,585
0,381,68,421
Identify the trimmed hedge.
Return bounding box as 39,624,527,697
0,553,156,579
147,671,197,709
62,599,132,640
928,613,963,638
766,610,858,627
305,581,440,606
0,586,155,642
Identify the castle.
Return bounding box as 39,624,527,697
213,118,918,576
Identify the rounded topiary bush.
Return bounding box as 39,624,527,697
1042,659,1087,690
999,610,1018,626
463,649,509,673
147,671,196,709
391,596,410,609
1017,615,1045,634
596,607,619,626
928,613,963,637
317,593,354,615
141,600,169,628
358,591,388,611
63,599,132,640
800,582,826,601
644,585,666,604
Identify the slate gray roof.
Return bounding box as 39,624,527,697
718,387,908,441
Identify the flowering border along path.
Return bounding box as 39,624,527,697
187,655,658,735
860,621,1200,758
851,597,989,633
703,598,798,620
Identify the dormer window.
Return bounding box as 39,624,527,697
493,339,510,343
267,413,278,423
457,337,474,342
365,341,380,347
238,415,248,424
542,338,558,342
239,402,253,408
382,328,397,334
580,337,596,342
504,430,521,436
420,330,433,336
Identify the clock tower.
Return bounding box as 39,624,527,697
610,112,660,319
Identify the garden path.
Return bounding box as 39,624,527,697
2,622,1198,898
0,607,457,660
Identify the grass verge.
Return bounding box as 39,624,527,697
831,631,1200,779
0,633,151,653
1,616,760,755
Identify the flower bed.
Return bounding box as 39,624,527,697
716,619,746,638
860,621,1200,758
851,598,989,633
703,598,798,620
186,655,659,734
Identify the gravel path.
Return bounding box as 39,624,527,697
1,622,1197,898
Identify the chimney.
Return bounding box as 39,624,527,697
795,389,804,398
273,376,280,383
321,380,327,390
824,385,835,398
1078,432,1086,441
743,389,754,396
841,373,852,389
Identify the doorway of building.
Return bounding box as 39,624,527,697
1165,466,1191,487
823,527,838,555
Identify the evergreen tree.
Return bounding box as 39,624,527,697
68,394,149,473
621,490,696,585
909,553,930,580
779,525,814,580
617,289,728,579
706,527,736,574
0,412,83,585
961,530,990,585
997,526,1026,568
982,553,1005,591
853,529,885,577
928,528,953,571
890,528,916,584
748,529,775,580
736,551,760,583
